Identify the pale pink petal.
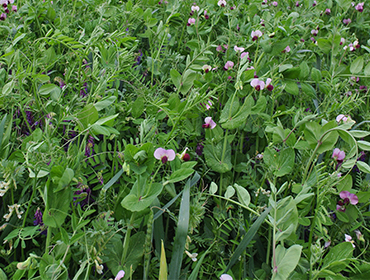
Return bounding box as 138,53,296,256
340,191,350,200
165,149,176,161
154,148,166,160
115,270,125,280
348,193,359,205
220,274,233,280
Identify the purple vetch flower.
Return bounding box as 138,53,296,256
0,13,6,20
337,191,358,212
282,45,291,53
191,5,199,12
204,10,209,19
196,142,204,156
359,85,368,92
266,78,274,91
218,0,226,7
154,148,176,164
85,135,95,157
74,184,93,207
202,117,216,129
311,29,318,36
272,1,278,6
202,65,212,73
325,8,331,15
312,0,317,6
33,208,44,226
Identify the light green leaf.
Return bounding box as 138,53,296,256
224,185,235,199
234,183,250,207
272,245,302,280
350,56,364,74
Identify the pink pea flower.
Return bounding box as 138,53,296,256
178,147,190,162
187,18,196,26
325,8,331,15
240,52,249,59
191,5,200,12
262,0,267,5
251,30,262,41
340,38,345,45
204,10,209,19
337,191,359,212
154,148,176,164
332,148,345,162
220,274,233,280
203,65,212,73
115,270,125,280
218,0,226,7
272,1,278,6
345,234,356,248
250,78,265,91
343,18,351,25
216,45,223,52
266,78,273,91
313,0,317,6
282,45,291,53
202,117,217,129
355,2,364,12
295,1,299,7
311,29,318,36
0,13,6,20
224,61,234,70
336,114,348,123
234,45,245,52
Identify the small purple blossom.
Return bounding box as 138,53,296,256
187,18,196,26
272,1,278,6
234,45,245,52
332,148,345,162
336,114,348,123
154,148,176,164
325,8,331,15
266,78,274,91
345,234,356,248
196,142,204,156
282,45,291,53
33,208,44,226
312,0,317,6
218,0,226,7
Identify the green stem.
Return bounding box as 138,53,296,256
122,212,136,264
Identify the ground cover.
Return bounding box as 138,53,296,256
0,0,370,279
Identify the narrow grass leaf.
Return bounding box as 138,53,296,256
159,240,167,280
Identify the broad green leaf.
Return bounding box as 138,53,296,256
311,68,322,83
300,82,316,98
121,182,163,212
39,84,61,101
234,184,251,207
357,140,370,151
284,80,299,95
170,69,181,89
349,130,370,138
167,168,194,183
224,185,235,199
272,245,302,280
204,142,232,173
364,62,370,76
317,38,332,54
77,104,99,130
299,61,310,80
180,69,197,94
321,242,354,273
350,56,364,74
210,182,218,194
94,96,116,111
356,161,370,173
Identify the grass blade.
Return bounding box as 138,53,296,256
225,207,271,272
159,240,167,280
168,173,200,279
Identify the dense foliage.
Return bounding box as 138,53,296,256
0,0,370,279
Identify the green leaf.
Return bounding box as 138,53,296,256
300,82,316,98
350,56,364,74
272,245,302,280
317,38,332,54
121,182,163,212
350,130,370,138
210,182,218,194
54,167,74,192
284,80,299,95
204,142,232,173
364,62,370,76
94,96,116,111
357,140,370,151
299,61,310,80
60,227,69,245
167,168,194,183
224,185,235,199
170,69,181,89
39,84,61,100
234,183,251,207
220,95,254,129
311,68,322,83
77,104,99,130
321,242,354,273
356,161,370,173
180,69,197,94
